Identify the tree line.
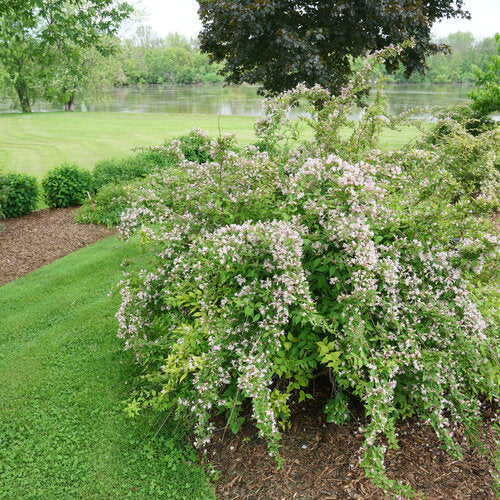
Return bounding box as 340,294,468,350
112,29,498,87
115,27,224,86
380,32,499,84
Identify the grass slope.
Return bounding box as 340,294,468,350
0,237,214,499
0,111,422,178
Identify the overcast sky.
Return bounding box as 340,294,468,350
130,0,499,40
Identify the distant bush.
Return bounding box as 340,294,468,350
176,130,213,163
469,34,500,117
42,164,92,208
0,173,39,218
92,151,178,192
75,183,132,227
132,149,180,170
142,129,217,166
428,104,496,137
92,158,149,192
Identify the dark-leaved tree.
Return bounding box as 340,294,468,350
197,0,469,95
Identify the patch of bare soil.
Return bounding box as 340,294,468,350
0,207,115,286
206,384,497,499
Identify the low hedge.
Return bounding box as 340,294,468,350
76,131,218,228
92,151,178,192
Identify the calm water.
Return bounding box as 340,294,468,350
0,83,475,121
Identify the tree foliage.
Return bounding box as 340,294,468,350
0,0,132,111
382,32,499,84
197,0,469,95
118,28,224,85
468,34,500,117
43,38,127,111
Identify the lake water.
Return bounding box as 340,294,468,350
0,83,475,121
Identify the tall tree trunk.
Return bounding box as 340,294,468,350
14,78,31,113
64,95,76,111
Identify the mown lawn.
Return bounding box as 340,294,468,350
0,236,214,499
0,111,423,178
0,112,257,178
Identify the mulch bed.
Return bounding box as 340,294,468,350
0,207,115,286
206,382,497,499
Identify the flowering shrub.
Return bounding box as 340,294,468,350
75,131,240,228
420,113,499,208
116,46,498,495
254,42,416,163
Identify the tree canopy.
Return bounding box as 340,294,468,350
0,0,132,111
468,34,500,116
197,0,469,95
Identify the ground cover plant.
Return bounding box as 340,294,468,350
114,46,498,496
0,237,214,499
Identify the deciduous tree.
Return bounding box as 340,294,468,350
469,34,500,116
0,0,132,112
197,0,469,95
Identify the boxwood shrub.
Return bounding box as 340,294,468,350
0,173,39,218
42,164,92,208
0,175,7,220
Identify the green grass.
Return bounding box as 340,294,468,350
0,237,215,499
0,112,257,179
0,111,422,178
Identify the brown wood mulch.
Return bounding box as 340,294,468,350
0,207,115,286
206,385,497,500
